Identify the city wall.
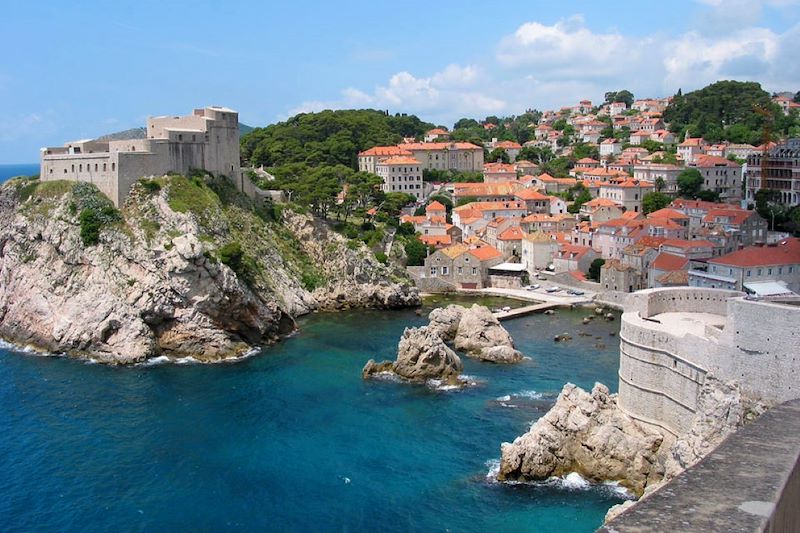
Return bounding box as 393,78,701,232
617,287,800,436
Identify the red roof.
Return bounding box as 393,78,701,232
647,208,689,220
709,239,800,268
359,146,412,157
469,246,503,261
692,154,740,168
661,238,714,249
498,226,525,241
426,200,446,212
514,189,550,201
420,234,452,247
652,252,689,271
378,156,420,165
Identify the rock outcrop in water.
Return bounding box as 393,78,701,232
499,376,767,499
362,326,463,382
427,304,523,364
498,383,665,496
0,176,419,364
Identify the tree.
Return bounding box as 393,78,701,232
654,176,666,192
642,192,671,214
588,258,606,281
404,237,428,266
486,148,510,163
640,139,663,153
605,90,634,107
454,118,480,129
677,168,704,198
517,145,554,164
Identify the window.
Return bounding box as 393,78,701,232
79,164,82,172
103,163,107,171
768,268,773,275
747,270,751,277
457,267,463,274
95,164,98,171
178,134,183,141
112,163,115,171
441,266,449,275
49,168,53,174
430,267,437,276
472,267,477,275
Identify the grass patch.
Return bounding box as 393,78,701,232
166,175,218,216
139,219,161,242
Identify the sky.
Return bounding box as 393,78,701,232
1,0,799,163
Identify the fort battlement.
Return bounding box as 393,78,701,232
617,287,800,436
40,106,240,206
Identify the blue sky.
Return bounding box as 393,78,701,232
1,0,799,163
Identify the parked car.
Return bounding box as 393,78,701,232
567,289,585,296
526,284,541,291
546,286,560,293
537,275,547,280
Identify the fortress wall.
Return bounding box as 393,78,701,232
41,153,117,204
619,316,712,435
711,298,800,403
631,287,741,318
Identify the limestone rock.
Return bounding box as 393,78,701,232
453,304,515,355
498,383,666,496
664,374,768,478
427,304,465,341
362,326,463,382
477,345,523,364
0,178,418,364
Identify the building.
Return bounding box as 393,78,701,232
452,181,521,204
41,106,241,207
521,231,560,274
688,155,743,203
746,139,800,207
423,128,450,142
423,243,504,289
483,162,518,183
688,238,800,292
600,138,623,157
678,137,706,164
601,259,641,293
375,156,424,200
357,146,414,173
553,243,598,274
599,178,655,213
633,163,683,195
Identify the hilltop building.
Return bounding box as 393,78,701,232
40,106,241,207
746,139,800,207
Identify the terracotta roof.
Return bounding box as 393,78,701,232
576,157,600,164
692,155,741,168
402,142,482,151
400,215,426,225
602,259,635,272
652,252,689,271
514,189,550,201
702,208,755,225
495,140,522,149
426,200,446,212
621,211,643,220
439,244,469,259
426,128,449,135
709,239,800,268
359,146,413,157
583,198,620,208
558,244,593,260
498,226,525,241
647,208,689,220
483,162,516,173
657,270,689,285
378,156,420,165
661,238,714,249
453,201,526,213
469,246,503,261
420,234,452,246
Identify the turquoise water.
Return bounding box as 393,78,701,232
0,305,624,532
0,163,38,183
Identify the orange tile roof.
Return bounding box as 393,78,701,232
403,142,482,151
692,155,741,168
420,234,452,246
440,244,469,259
453,201,526,213
469,246,503,261
498,226,525,241
378,156,421,165
495,140,522,149
359,146,412,157
661,238,715,249
583,198,620,208
514,189,550,201
652,252,689,271
426,128,449,135
426,200,446,212
647,208,689,220
709,239,800,268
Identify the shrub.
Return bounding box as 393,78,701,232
139,179,162,194
375,251,388,264
218,241,244,272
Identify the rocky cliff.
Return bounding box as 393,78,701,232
498,376,766,498
0,175,418,363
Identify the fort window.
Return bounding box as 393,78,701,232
131,146,136,151
192,135,196,142
95,164,98,171
103,163,106,171
49,169,53,174
112,163,116,171
71,164,75,172
178,134,183,141
79,164,83,172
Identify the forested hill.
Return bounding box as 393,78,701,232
240,109,435,168
663,80,796,144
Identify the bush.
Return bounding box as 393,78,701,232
139,179,162,194
588,258,606,281
218,241,244,273
375,251,388,264
79,205,120,246
404,238,427,266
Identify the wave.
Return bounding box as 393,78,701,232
426,374,479,391
483,459,633,499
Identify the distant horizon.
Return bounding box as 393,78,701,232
1,0,799,163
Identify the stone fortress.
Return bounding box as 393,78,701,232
40,106,241,206
616,287,800,437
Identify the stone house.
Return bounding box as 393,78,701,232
522,231,560,275
687,155,743,203
553,244,598,274
599,178,655,213
600,259,641,292
423,243,504,289
375,156,424,200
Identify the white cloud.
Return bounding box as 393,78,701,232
284,8,800,127
283,64,505,125
0,112,58,142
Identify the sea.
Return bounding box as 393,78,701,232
0,163,39,183
0,298,626,532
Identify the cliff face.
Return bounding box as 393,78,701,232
0,176,418,363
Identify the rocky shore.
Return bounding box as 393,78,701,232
0,176,418,364
362,303,522,384
498,374,767,499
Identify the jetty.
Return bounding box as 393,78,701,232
494,302,560,321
